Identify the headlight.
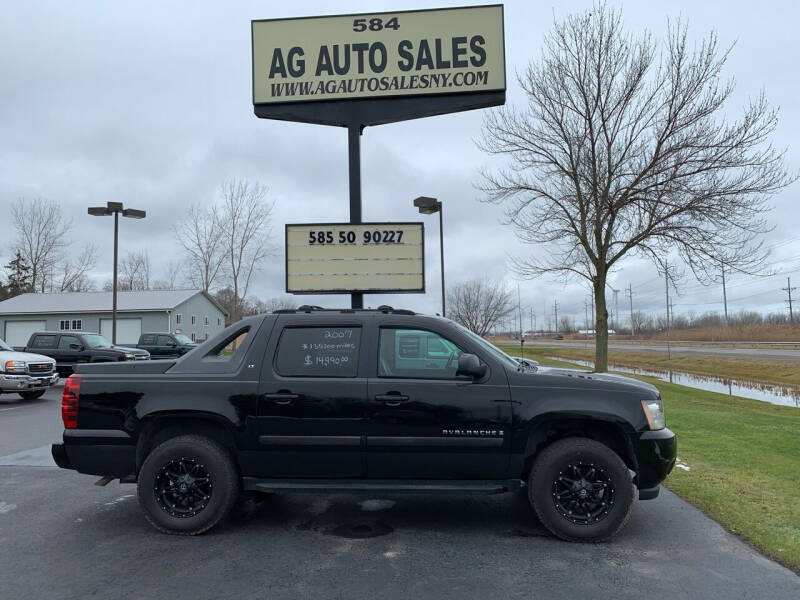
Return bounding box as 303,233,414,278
641,398,665,430
123,353,135,360
4,361,26,373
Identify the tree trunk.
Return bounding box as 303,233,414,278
593,273,609,372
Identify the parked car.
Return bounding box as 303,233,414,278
51,307,676,540
136,333,197,359
0,337,59,400
23,332,150,375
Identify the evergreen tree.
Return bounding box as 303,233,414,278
4,250,33,297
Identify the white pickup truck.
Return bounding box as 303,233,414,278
0,337,59,400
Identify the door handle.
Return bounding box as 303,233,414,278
375,393,409,406
265,392,300,405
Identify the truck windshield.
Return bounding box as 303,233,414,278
0,339,12,351
450,322,521,370
83,334,113,348
173,334,193,344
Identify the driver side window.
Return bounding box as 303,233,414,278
378,328,463,379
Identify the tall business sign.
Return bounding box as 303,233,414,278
252,5,506,304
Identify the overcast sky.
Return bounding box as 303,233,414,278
1,0,797,329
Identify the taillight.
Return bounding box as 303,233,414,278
62,374,83,429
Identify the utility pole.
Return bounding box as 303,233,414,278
553,299,559,334
608,286,620,332
783,277,797,324
721,262,728,325
517,285,523,338
664,262,671,360
584,299,589,335
628,283,635,337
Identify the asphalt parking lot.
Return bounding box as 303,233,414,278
1,387,799,600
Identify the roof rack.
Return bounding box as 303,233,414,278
272,305,416,315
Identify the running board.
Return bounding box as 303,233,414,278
242,478,523,495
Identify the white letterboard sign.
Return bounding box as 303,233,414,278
285,222,425,293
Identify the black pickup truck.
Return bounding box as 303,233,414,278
136,332,197,358
51,307,676,540
24,332,150,375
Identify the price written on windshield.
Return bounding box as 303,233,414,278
309,229,405,245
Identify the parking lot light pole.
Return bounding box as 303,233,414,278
414,196,445,317
88,202,146,345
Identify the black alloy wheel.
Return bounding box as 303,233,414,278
138,435,240,535
154,457,213,518
528,437,634,542
551,461,615,524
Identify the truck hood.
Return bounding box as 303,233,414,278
0,349,57,364
520,365,659,395
103,345,149,356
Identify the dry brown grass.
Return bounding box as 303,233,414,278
642,324,800,342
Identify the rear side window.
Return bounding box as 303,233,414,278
140,334,155,345
275,327,361,377
31,335,57,348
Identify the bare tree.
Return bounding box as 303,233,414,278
479,5,793,370
118,250,151,291
11,198,71,292
56,244,97,292
174,206,225,292
446,278,514,337
263,296,298,313
218,180,275,322
152,260,184,290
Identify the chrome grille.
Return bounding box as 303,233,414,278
134,355,149,361
27,363,54,374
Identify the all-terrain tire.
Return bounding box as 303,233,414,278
137,435,240,535
528,437,634,542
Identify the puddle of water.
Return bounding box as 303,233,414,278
546,357,800,408
326,520,394,539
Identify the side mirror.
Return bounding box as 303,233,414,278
69,343,84,351
456,353,486,379
167,341,177,347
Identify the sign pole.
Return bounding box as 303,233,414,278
348,123,363,309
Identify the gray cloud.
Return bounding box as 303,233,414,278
1,0,797,325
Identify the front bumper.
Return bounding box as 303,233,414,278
633,428,677,499
0,372,59,392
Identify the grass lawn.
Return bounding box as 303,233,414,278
501,348,800,573
503,343,800,387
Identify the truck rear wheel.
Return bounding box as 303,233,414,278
137,435,240,535
528,437,634,542
19,390,46,400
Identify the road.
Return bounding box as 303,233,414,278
1,386,798,599
526,340,800,361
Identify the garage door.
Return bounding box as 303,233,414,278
4,320,48,347
100,318,142,346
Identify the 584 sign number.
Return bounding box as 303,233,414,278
352,16,400,32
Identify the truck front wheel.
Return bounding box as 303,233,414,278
137,435,240,535
528,437,634,542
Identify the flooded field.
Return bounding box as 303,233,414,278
546,357,800,408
